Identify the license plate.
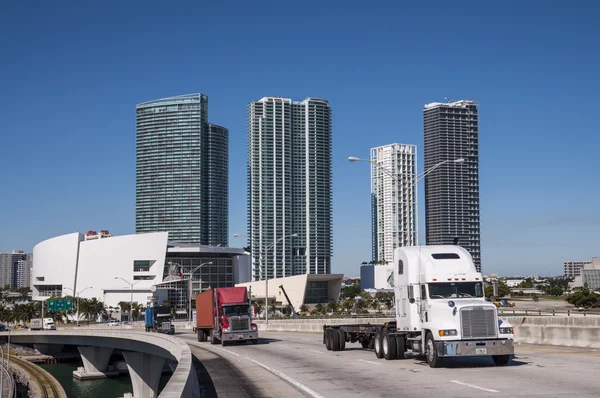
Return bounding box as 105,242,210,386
475,347,487,355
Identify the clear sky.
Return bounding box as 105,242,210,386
1,1,598,277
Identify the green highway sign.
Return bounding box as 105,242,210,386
47,299,73,312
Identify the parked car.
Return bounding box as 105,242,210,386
107,319,120,327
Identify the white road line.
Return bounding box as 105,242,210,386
245,357,324,398
207,345,241,357
309,350,323,354
357,359,382,366
450,380,499,393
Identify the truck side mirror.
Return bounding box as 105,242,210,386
409,298,415,304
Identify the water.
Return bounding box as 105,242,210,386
40,363,134,398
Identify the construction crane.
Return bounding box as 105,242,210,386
279,285,299,319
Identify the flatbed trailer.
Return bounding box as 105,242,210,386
323,321,410,359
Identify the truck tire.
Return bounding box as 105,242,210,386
325,329,333,351
492,355,511,366
395,335,406,359
374,330,384,359
383,331,396,360
197,330,205,342
210,330,219,345
337,329,346,351
331,328,341,351
425,332,442,368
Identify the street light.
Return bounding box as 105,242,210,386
115,277,134,323
63,286,93,327
349,156,464,244
168,261,213,325
234,232,297,323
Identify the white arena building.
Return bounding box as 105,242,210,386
31,231,251,315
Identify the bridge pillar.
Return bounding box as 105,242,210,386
74,346,115,379
122,351,166,398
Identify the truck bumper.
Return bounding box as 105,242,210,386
436,339,514,357
221,331,258,342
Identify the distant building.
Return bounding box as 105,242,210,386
84,229,113,241
423,100,481,271
564,260,590,279
370,144,417,263
247,97,332,280
360,264,395,291
135,94,229,246
0,250,32,289
581,258,600,290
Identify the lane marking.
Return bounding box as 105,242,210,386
357,359,382,366
450,380,499,393
246,357,324,398
309,350,323,354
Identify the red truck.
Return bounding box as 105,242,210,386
194,287,258,345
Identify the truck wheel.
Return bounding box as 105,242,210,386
210,330,218,345
337,329,346,351
395,335,406,359
383,332,396,360
374,331,384,359
425,332,442,368
361,339,370,349
325,329,333,351
492,355,511,366
331,328,341,351
197,330,205,342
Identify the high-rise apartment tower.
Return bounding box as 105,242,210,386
371,144,417,263
247,97,332,281
136,94,228,245
423,100,481,271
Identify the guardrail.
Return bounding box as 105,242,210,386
0,361,15,398
498,309,600,317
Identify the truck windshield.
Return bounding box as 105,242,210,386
222,305,251,316
428,282,483,299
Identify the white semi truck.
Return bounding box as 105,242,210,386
323,245,515,367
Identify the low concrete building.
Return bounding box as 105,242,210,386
581,258,600,290
236,274,343,311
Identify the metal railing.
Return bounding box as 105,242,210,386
0,349,16,398
498,309,600,317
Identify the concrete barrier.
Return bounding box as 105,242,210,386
258,317,600,349
502,316,600,349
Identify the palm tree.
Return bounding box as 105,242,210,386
299,304,309,313
327,300,339,314
342,299,354,314
269,301,277,316
371,300,381,312
131,302,141,321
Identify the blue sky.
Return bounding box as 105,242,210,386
1,1,598,277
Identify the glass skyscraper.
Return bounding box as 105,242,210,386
423,100,481,271
247,97,332,281
136,94,228,245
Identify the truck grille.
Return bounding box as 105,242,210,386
230,317,250,331
460,306,496,339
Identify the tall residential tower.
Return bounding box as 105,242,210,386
247,97,332,281
423,100,481,271
136,94,228,245
371,144,417,263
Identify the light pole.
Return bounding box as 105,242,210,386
64,286,93,327
349,156,464,245
168,261,213,325
234,233,297,323
115,277,134,323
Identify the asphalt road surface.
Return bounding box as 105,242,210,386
180,331,600,397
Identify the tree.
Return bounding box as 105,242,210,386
326,300,340,314
485,281,511,298
340,282,361,300
269,301,278,316
342,299,354,314
371,300,381,312
299,304,309,313
566,285,600,308
548,286,563,297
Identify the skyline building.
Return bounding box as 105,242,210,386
423,100,482,271
370,144,417,263
247,97,332,281
0,250,32,289
135,94,228,246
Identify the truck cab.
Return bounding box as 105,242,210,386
395,245,514,367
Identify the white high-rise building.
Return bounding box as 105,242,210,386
247,97,332,281
371,144,417,264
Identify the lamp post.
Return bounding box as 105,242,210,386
168,261,213,325
348,156,464,245
234,232,297,323
63,286,93,327
115,277,134,323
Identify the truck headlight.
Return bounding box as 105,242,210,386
438,329,458,337
223,327,230,332
251,323,258,332
499,327,514,334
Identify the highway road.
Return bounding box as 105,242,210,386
181,331,600,397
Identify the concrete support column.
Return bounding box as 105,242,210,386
74,346,115,379
122,351,166,398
